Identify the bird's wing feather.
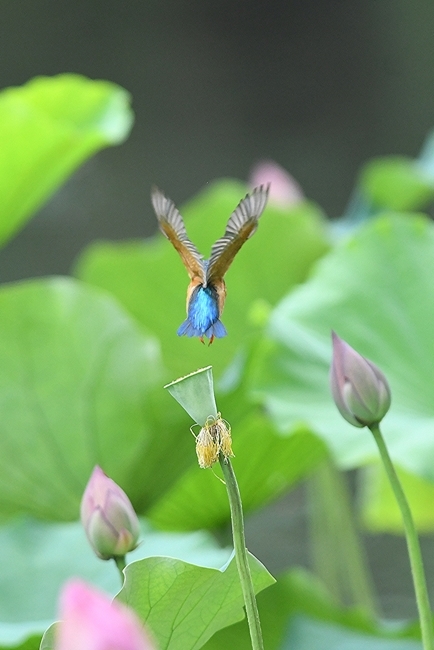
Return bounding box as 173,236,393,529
206,184,269,283
151,187,205,281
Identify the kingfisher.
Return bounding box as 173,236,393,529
151,184,269,344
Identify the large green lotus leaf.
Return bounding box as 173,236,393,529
117,552,275,650
0,277,164,520
251,213,434,482
0,518,231,627
0,74,133,247
360,156,434,211
75,179,329,378
130,386,200,513
204,568,422,649
148,413,327,531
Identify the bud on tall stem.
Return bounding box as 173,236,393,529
330,331,391,427
329,332,434,650
81,466,139,561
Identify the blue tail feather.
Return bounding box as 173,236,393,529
176,284,227,341
177,317,227,339
206,319,227,338
177,319,197,337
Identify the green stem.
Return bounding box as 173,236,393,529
370,423,434,649
114,555,127,585
219,455,264,650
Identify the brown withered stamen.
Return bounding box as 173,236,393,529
194,413,234,469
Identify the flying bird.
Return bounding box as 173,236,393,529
151,184,269,344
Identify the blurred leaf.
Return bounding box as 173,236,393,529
251,214,434,486
360,156,434,211
203,575,297,650
131,385,199,513
0,517,231,624
0,625,42,650
0,73,133,247
118,552,275,650
282,617,422,650
149,414,327,531
39,625,55,650
11,639,41,650
360,464,434,533
0,277,162,520
75,179,329,379
204,568,421,650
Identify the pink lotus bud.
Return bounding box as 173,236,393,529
249,160,304,207
55,579,155,650
80,466,140,560
330,332,391,428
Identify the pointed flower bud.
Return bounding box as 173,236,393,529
81,466,140,560
330,332,391,428
55,579,155,650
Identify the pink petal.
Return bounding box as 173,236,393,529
56,579,155,650
250,160,304,207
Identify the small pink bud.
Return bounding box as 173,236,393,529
249,160,304,207
55,579,155,650
81,466,140,560
330,332,391,428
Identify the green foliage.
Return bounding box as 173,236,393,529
203,568,422,650
0,277,162,520
361,464,434,533
0,629,42,650
117,552,275,650
0,518,231,625
149,416,327,531
360,156,434,211
0,72,433,648
39,626,55,650
0,517,233,649
251,214,434,481
0,634,42,650
0,74,133,247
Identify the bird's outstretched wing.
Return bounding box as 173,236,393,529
151,187,205,282
206,184,269,284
